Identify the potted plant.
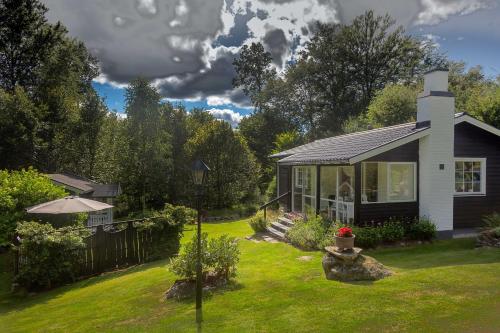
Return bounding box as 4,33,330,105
335,226,355,251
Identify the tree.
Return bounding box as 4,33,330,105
185,120,259,208
232,42,275,111
367,84,418,127
272,130,303,155
293,11,435,135
0,168,67,246
0,87,38,169
466,85,500,129
0,0,64,92
121,78,172,211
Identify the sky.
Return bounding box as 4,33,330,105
42,0,500,126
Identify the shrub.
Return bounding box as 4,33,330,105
248,213,267,233
406,218,436,241
162,203,197,225
286,215,329,250
379,220,405,243
170,233,240,280
14,221,91,290
483,212,500,229
352,226,382,248
0,168,67,246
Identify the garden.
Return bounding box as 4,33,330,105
1,216,499,332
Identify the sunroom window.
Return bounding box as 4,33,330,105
361,162,416,203
454,159,486,195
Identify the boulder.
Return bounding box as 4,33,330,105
476,228,500,248
322,247,392,282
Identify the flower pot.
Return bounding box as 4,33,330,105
335,235,355,250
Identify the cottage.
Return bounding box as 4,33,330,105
271,69,500,238
47,173,122,226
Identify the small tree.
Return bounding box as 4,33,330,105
0,168,67,246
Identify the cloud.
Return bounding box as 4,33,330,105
206,108,245,127
263,29,289,67
415,0,492,25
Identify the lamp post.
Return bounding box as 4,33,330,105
191,159,210,325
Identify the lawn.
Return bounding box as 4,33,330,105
1,219,499,333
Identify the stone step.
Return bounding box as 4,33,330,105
278,216,294,227
271,221,290,233
267,226,286,240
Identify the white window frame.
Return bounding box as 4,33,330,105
295,167,304,188
361,162,417,204
454,158,486,196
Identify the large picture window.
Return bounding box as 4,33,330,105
455,158,486,195
361,162,416,203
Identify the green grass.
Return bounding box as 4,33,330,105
1,219,499,332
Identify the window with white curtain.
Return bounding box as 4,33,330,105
362,162,416,203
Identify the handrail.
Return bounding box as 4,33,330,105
259,191,290,220
259,191,291,210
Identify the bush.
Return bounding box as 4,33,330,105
14,221,91,290
483,212,500,229
379,220,405,243
170,233,240,280
406,218,436,241
248,213,267,233
286,215,329,250
352,226,382,248
0,168,67,246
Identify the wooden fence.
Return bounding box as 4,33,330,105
15,218,181,279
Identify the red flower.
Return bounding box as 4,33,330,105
337,227,353,238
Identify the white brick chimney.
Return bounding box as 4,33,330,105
418,69,455,237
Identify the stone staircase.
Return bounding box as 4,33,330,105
266,213,295,240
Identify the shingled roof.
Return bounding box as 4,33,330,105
272,122,430,165
47,173,121,198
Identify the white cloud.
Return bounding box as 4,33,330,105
207,95,232,106
207,108,245,127
416,0,492,25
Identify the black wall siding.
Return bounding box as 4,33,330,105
453,123,500,228
278,164,291,211
357,141,420,225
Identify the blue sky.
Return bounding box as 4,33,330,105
43,0,500,124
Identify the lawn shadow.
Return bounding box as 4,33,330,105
366,238,500,270
0,258,170,315
169,280,245,305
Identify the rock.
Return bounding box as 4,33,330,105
165,273,229,300
324,246,362,263
476,229,500,248
322,250,392,282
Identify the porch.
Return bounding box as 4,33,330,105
278,160,419,225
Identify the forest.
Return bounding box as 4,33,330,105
1,0,499,214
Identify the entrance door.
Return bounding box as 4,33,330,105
292,166,316,217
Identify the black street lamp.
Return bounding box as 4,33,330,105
191,159,210,325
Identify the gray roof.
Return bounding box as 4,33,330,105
48,173,121,198
273,122,429,165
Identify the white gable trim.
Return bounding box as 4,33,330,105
455,114,500,136
349,129,430,164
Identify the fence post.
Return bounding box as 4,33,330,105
13,247,19,276
264,207,267,221
95,225,105,273
126,221,136,264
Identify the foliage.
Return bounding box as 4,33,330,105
272,130,303,155
120,78,172,211
232,42,275,111
286,215,330,250
169,233,240,280
0,168,67,246
466,85,500,129
341,114,374,134
482,212,500,229
367,84,418,126
14,221,91,290
0,87,39,169
248,213,267,233
0,0,65,92
351,226,382,249
185,119,259,208
406,218,437,241
379,220,406,243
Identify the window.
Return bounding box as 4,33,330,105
295,168,304,188
455,158,486,195
362,162,416,203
